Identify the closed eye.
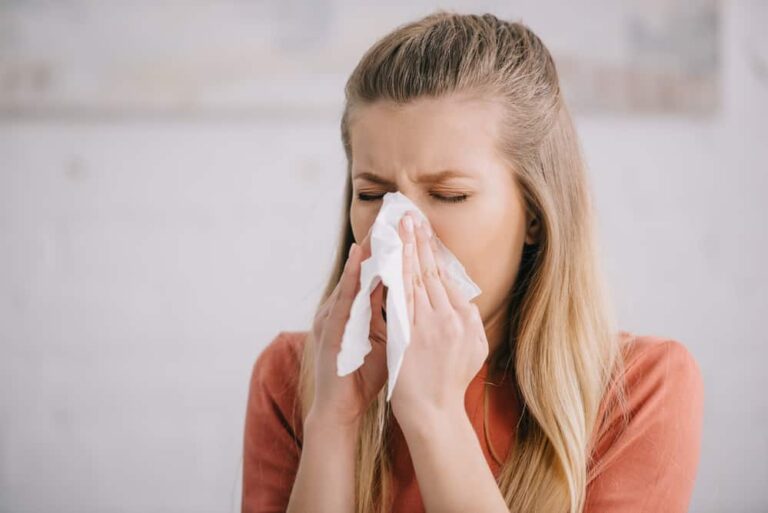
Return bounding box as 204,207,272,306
357,193,468,203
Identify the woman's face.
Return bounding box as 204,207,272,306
348,94,538,353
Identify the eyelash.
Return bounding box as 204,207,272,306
357,193,468,203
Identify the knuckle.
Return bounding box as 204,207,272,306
440,315,464,338
453,303,472,318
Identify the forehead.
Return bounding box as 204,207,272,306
348,94,505,179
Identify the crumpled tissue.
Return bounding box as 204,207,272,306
336,191,482,401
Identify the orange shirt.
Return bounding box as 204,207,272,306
242,330,704,512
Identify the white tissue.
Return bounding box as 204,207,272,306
336,191,482,401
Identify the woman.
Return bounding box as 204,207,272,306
242,11,704,513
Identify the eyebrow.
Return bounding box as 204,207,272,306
352,169,474,186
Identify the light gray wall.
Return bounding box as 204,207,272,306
1,1,766,512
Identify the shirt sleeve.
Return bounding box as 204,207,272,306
584,338,705,513
242,332,305,513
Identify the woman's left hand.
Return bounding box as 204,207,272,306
389,211,489,428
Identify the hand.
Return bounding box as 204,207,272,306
306,225,389,429
390,212,489,427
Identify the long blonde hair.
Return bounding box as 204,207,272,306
294,10,631,513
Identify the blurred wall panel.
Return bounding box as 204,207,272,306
0,0,718,118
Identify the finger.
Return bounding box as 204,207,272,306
414,217,453,312
328,242,363,323
402,212,432,321
471,302,483,323
322,242,359,316
427,235,470,313
469,303,486,344
328,223,372,310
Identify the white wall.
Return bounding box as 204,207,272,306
1,1,766,512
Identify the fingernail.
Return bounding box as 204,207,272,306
348,243,357,257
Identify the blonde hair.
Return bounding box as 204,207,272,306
294,10,631,513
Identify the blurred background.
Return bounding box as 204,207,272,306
1,1,766,512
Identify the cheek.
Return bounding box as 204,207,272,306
432,202,508,275
349,203,378,242
456,242,522,328
434,205,525,315
450,238,518,295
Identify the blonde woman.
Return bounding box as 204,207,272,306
242,11,704,513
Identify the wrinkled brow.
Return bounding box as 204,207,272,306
352,169,475,186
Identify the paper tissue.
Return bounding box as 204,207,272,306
336,191,482,401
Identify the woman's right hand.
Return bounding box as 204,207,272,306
306,226,389,429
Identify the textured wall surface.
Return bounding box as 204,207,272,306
1,1,766,512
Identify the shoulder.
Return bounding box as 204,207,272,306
585,331,705,511
242,331,310,512
600,329,705,433
617,330,704,399
247,330,310,437
252,330,308,379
